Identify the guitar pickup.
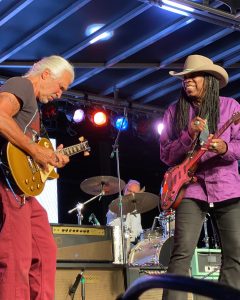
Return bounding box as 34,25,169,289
27,156,37,174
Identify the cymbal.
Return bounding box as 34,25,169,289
80,176,126,196
109,192,158,215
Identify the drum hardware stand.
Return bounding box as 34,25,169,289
208,213,220,249
68,189,105,225
159,209,174,240
151,216,159,231
167,210,173,240
110,107,128,265
203,216,210,248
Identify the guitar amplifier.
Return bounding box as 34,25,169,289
51,224,114,262
191,248,221,280
55,263,125,300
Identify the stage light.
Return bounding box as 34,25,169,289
66,108,85,123
157,0,194,17
114,116,128,131
162,0,194,12
157,122,164,135
85,24,113,44
92,111,108,126
72,109,85,123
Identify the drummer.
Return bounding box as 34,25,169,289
106,179,143,243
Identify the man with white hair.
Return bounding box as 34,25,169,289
0,55,74,299
106,179,143,243
160,54,240,299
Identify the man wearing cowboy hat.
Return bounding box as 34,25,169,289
160,54,240,299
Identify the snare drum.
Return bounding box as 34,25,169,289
140,227,163,240
128,236,174,267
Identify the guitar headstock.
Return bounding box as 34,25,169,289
79,136,91,156
232,111,240,125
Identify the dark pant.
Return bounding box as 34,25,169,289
162,198,240,300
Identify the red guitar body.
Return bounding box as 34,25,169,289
160,156,197,210
160,112,240,211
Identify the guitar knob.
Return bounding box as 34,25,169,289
25,179,29,184
30,186,34,191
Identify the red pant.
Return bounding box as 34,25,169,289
0,183,57,300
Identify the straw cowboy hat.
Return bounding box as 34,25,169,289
169,54,228,88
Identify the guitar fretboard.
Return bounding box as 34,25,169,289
59,141,89,157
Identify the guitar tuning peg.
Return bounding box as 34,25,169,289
79,136,84,142
84,151,90,156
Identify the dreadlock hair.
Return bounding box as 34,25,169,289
174,74,220,137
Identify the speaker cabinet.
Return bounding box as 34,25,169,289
191,248,221,280
55,263,125,300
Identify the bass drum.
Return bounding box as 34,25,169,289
128,236,174,267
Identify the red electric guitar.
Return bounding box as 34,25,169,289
160,111,240,211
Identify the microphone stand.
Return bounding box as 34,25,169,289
68,270,85,300
68,190,105,225
80,273,86,300
203,216,210,248
110,108,127,264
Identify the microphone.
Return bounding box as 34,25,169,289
68,272,83,295
88,213,100,226
110,150,115,159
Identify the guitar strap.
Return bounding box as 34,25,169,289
199,114,209,146
199,123,209,145
39,108,50,140
188,115,210,158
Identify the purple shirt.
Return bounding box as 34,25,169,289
160,97,240,204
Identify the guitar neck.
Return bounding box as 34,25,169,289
213,117,234,139
58,141,89,157
187,115,236,170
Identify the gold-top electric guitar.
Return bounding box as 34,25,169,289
160,111,240,211
2,137,90,197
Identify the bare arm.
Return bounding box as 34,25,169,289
0,92,69,170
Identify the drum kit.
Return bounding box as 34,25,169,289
129,211,175,268
68,175,176,267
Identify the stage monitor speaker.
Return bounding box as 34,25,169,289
51,224,114,262
55,264,125,300
126,266,193,300
191,248,221,281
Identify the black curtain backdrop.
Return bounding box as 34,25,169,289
54,118,166,230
